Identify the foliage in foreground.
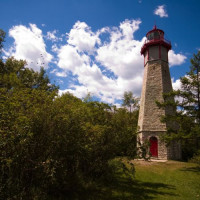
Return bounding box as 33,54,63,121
0,31,138,198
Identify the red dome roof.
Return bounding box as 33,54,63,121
146,25,164,37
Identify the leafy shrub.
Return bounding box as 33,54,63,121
0,56,138,199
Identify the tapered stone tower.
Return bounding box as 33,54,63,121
137,26,181,160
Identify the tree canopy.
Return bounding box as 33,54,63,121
0,31,139,198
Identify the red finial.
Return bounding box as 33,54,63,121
153,20,157,29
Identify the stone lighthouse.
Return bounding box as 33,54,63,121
137,26,181,160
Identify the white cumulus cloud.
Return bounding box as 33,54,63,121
154,5,168,18
169,50,187,67
96,19,144,80
46,30,62,42
58,19,145,104
67,21,100,53
8,24,52,71
172,78,183,103
57,45,86,72
172,78,181,90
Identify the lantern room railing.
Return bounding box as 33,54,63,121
141,37,171,55
144,37,171,46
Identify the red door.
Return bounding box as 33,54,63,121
150,137,158,157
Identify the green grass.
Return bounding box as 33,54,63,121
133,160,200,200
79,158,200,200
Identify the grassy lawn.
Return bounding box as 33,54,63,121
80,158,200,200
133,160,200,200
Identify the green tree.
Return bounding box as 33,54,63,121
122,91,139,131
110,107,138,157
113,91,139,157
186,51,200,124
0,57,58,92
0,55,59,198
122,91,139,114
0,57,126,198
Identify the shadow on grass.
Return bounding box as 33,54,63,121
51,160,178,200
74,166,177,200
180,166,200,173
77,178,177,200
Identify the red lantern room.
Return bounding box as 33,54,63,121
141,25,171,66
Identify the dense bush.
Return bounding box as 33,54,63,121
0,56,138,199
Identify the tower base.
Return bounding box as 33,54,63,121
137,131,181,160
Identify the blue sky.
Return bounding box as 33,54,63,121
1,0,200,105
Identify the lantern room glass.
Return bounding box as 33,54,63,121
147,31,164,41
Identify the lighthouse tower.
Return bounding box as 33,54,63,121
137,26,181,160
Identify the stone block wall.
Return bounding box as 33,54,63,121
138,60,172,132
137,59,182,160
139,131,168,159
